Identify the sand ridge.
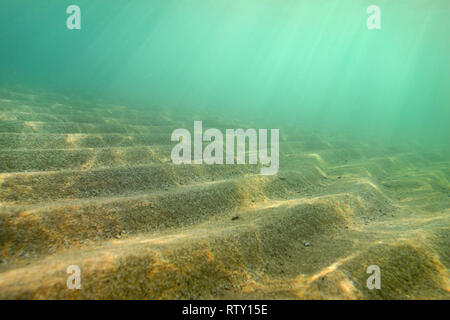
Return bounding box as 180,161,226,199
0,89,448,299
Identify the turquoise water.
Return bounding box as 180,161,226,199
0,1,449,300
0,0,449,146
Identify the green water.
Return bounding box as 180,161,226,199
0,0,449,146
0,1,449,300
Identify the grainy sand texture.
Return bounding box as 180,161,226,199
0,89,448,299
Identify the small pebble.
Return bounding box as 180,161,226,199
303,241,311,247
231,216,239,221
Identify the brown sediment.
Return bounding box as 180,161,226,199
0,89,448,299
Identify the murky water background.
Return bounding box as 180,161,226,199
1,0,449,146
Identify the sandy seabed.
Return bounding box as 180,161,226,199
0,89,448,299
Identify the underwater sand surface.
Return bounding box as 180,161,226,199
0,89,448,299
